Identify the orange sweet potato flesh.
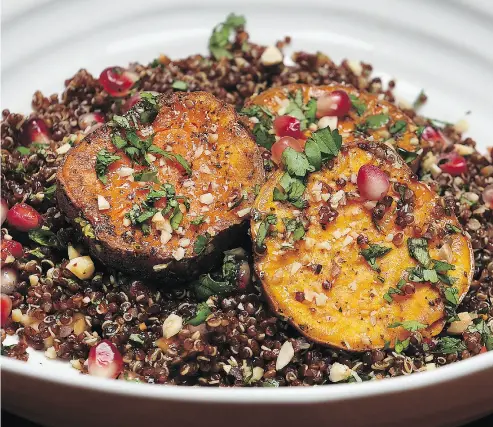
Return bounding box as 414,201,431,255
244,83,427,169
251,142,473,351
57,91,264,284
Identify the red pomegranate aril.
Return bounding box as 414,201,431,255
1,268,18,295
316,90,351,118
6,203,43,232
357,164,390,201
78,112,104,131
1,240,24,265
271,136,304,165
273,115,302,139
1,198,8,225
438,153,468,176
482,184,493,209
99,67,139,98
1,294,12,326
88,339,123,378
421,126,443,143
237,260,251,291
22,118,51,145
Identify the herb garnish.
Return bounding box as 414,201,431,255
389,120,407,135
186,302,212,326
190,216,205,226
208,14,246,60
433,336,466,354
172,80,188,91
349,94,366,116
272,173,306,209
383,278,406,303
255,214,277,252
303,126,342,172
194,232,211,255
95,149,121,184
133,169,159,183
28,228,59,247
282,217,305,241
396,147,419,164
388,320,427,332
240,105,276,150
366,114,390,129
360,244,392,272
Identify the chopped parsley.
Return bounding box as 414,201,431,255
384,279,406,303
360,244,392,272
194,232,211,255
394,337,410,354
208,14,246,60
407,238,431,267
240,105,276,150
95,149,120,184
366,113,390,129
43,184,57,200
349,94,366,116
16,146,31,156
469,318,493,351
388,320,427,332
445,224,462,234
284,90,317,129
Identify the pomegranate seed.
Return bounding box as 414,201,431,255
88,339,123,378
22,118,51,145
438,153,468,176
237,261,251,291
316,90,351,118
273,115,302,139
271,136,304,165
1,240,24,266
1,267,18,295
99,67,139,98
78,112,104,131
479,346,487,354
1,294,12,326
1,198,8,225
421,126,443,143
357,164,390,201
482,185,493,209
6,203,43,232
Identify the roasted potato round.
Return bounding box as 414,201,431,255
57,91,264,284
251,141,473,351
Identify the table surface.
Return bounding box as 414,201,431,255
2,411,493,426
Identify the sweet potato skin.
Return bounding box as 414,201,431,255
252,142,473,351
57,91,264,284
244,83,425,170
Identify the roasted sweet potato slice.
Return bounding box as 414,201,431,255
57,91,264,283
241,83,426,170
251,142,473,351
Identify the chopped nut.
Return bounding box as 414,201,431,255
97,195,110,211
66,256,95,280
162,314,183,339
260,46,283,66
275,341,294,370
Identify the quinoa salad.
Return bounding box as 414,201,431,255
1,15,492,387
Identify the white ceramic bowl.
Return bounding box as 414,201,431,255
2,1,493,426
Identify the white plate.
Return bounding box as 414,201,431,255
2,1,493,426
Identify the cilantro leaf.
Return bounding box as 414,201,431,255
407,238,431,267
388,320,428,332
445,224,462,234
148,145,192,176
360,244,392,272
349,94,366,116
28,229,59,247
16,146,31,156
282,217,305,241
208,14,246,60
304,139,322,171
111,115,131,129
433,336,466,354
186,302,212,326
394,337,410,354
397,147,419,164
194,233,211,255
255,214,277,252
172,80,188,91
95,149,121,184
111,134,127,149
389,120,407,135
133,169,159,183
43,184,57,200
191,216,205,226
282,148,313,177
308,127,342,161
366,114,390,129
